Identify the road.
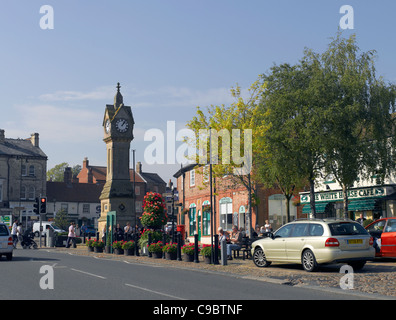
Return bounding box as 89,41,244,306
0,249,383,301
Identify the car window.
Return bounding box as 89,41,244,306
0,225,9,236
308,223,324,236
329,222,368,236
367,220,386,233
274,224,294,238
291,223,308,237
384,220,396,233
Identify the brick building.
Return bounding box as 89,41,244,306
173,164,302,244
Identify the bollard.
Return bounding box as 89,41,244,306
194,234,199,263
83,234,86,244
163,233,167,259
177,232,182,261
96,232,99,242
134,233,140,256
148,232,152,258
213,234,219,265
220,239,227,266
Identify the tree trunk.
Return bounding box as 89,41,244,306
342,184,349,219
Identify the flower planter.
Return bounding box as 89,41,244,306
105,246,111,254
182,253,194,262
114,248,124,255
151,251,163,259
203,256,211,264
124,248,135,256
165,252,177,260
94,247,103,253
87,246,94,252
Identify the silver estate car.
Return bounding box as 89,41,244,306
0,223,13,261
251,219,375,272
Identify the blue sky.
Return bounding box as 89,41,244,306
1,0,396,183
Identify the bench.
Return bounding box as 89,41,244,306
232,237,253,260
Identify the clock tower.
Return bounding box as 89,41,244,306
98,83,135,235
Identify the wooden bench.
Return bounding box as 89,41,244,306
232,237,253,260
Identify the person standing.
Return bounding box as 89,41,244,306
11,220,18,248
66,222,76,248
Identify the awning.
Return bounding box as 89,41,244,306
348,199,380,212
302,203,328,214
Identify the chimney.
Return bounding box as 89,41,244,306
87,167,93,184
64,167,72,184
83,157,89,169
30,133,39,147
136,161,142,174
0,129,4,143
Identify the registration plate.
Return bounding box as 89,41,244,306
347,239,363,244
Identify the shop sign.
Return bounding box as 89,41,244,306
300,187,385,204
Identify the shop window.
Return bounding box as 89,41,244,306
220,197,233,231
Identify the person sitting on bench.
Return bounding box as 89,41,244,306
226,225,242,260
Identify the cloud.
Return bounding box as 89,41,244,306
38,86,115,102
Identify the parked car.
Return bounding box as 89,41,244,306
0,223,13,261
365,217,396,258
251,219,375,272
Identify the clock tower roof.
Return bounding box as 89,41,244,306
114,82,123,109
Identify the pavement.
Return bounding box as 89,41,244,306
38,244,396,299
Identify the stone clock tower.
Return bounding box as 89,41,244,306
98,83,135,234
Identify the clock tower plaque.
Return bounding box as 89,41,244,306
98,83,135,236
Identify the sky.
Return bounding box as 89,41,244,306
1,0,396,184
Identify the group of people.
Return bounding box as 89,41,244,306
217,221,273,260
101,222,141,244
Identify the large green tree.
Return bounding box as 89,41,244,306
258,33,396,218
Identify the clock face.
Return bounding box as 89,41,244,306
105,119,111,133
116,118,129,133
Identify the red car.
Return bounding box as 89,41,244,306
365,218,396,258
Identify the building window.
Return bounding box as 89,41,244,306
21,165,27,176
220,197,233,231
29,165,35,176
190,169,195,187
189,204,196,236
20,186,26,200
83,204,90,214
28,186,35,200
61,203,68,214
202,207,211,236
136,201,143,213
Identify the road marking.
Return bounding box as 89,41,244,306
70,268,106,279
124,283,185,300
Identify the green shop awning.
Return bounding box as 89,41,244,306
348,199,380,211
302,202,328,214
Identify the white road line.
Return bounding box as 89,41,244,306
124,283,185,300
70,268,107,279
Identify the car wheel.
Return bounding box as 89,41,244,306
302,249,318,272
253,247,271,268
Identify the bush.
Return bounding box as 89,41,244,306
148,241,163,253
122,241,135,250
163,243,177,253
181,243,199,255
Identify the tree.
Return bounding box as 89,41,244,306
258,32,396,218
186,80,266,236
47,163,82,181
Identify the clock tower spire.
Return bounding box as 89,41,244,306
99,83,135,237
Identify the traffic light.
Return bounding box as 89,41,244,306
33,198,40,215
40,197,47,214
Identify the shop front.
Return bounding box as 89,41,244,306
300,186,396,221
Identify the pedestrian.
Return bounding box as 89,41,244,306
356,214,366,226
11,220,18,248
264,220,272,233
66,222,76,248
115,223,124,241
17,223,23,247
226,225,242,260
218,227,230,244
124,222,132,241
